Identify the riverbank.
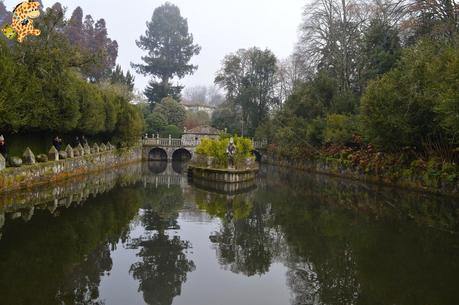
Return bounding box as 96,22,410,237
0,146,142,194
263,154,459,197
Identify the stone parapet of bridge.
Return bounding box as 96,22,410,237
141,136,267,161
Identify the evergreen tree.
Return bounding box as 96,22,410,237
0,1,12,29
66,7,84,48
78,15,118,82
110,64,135,92
132,2,201,107
82,14,94,48
360,19,401,88
144,80,182,110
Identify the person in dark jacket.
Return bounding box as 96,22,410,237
52,136,63,151
0,135,8,161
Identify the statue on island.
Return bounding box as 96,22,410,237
226,137,236,169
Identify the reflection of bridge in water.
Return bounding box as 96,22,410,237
143,161,189,189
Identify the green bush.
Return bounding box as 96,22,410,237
360,40,454,150
161,125,183,138
323,114,357,145
145,112,167,134
195,136,254,167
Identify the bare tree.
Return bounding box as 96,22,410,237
298,0,367,91
403,0,458,41
275,53,309,104
183,85,224,106
183,86,207,104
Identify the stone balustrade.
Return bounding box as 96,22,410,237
0,145,141,193
0,141,118,172
141,135,266,149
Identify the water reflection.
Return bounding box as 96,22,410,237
147,160,189,175
0,163,458,305
127,184,195,305
56,244,113,305
197,190,276,276
171,160,188,174
148,160,168,174
128,218,195,305
191,177,257,195
0,187,141,305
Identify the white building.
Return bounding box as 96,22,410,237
183,104,216,117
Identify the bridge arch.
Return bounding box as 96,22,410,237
148,160,168,174
148,147,168,161
172,148,192,162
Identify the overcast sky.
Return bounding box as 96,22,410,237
4,0,305,92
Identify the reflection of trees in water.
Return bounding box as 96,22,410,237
0,187,141,305
140,185,185,220
196,190,279,276
258,167,459,305
255,177,363,305
129,232,195,305
197,167,459,305
56,244,113,305
127,185,195,305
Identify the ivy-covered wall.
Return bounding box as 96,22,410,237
264,155,459,197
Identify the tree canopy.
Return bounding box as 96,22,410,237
215,47,278,136
0,2,143,145
132,2,201,106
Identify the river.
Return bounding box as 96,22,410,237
0,161,458,305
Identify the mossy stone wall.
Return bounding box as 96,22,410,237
0,146,141,193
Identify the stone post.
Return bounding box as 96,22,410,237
77,144,85,156
169,134,172,145
65,145,74,158
59,151,68,160
83,143,91,155
92,143,100,154
48,146,59,161
100,143,107,152
0,154,5,171
22,147,36,165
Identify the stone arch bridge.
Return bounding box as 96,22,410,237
142,137,267,161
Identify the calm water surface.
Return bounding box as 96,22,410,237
0,161,458,305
